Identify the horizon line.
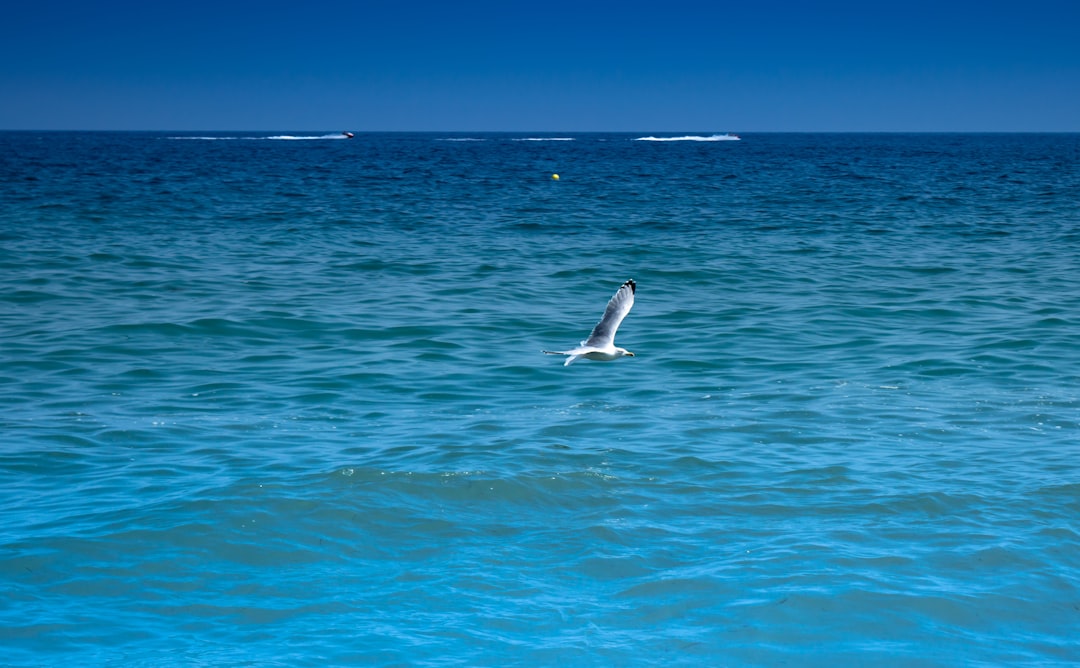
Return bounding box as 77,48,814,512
3,129,1079,134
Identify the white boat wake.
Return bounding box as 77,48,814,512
634,134,740,142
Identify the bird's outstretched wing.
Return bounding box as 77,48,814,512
583,279,635,347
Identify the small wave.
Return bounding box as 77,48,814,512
634,134,740,142
438,138,487,142
511,138,576,142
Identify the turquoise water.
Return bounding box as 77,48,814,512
2,132,1079,665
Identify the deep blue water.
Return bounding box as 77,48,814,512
1,131,1079,666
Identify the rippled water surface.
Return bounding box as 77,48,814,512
2,132,1079,665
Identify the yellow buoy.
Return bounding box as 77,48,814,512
552,174,560,181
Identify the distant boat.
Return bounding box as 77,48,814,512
342,131,355,139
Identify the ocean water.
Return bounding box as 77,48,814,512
1,131,1079,666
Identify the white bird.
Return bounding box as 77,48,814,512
544,279,636,366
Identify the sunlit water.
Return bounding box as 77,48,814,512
2,132,1079,665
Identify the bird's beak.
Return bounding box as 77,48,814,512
626,351,635,357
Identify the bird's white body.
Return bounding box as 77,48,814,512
544,279,636,366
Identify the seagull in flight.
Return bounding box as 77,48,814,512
544,279,636,366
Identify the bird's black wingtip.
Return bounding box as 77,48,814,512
624,279,636,293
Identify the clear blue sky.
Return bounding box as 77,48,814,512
2,0,1078,131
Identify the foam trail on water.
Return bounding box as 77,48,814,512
634,134,740,142
169,134,352,141
266,134,352,140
